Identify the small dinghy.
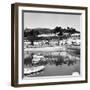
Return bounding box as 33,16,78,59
32,55,45,64
24,65,45,75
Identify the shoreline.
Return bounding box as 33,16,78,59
24,45,80,52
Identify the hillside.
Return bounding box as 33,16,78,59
24,27,80,38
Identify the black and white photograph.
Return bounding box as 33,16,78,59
11,3,87,86
23,11,81,77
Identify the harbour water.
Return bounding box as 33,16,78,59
24,46,80,77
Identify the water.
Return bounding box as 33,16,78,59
24,48,80,77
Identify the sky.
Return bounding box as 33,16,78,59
24,11,81,31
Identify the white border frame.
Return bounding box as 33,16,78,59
18,6,86,84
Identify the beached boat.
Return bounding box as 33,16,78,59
24,65,45,75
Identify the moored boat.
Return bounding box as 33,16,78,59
24,65,45,75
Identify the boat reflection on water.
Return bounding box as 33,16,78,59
24,50,80,77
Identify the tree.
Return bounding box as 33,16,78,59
54,26,62,34
54,26,63,45
71,28,76,33
27,30,39,45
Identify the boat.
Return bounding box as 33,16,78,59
24,65,45,75
32,55,45,64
